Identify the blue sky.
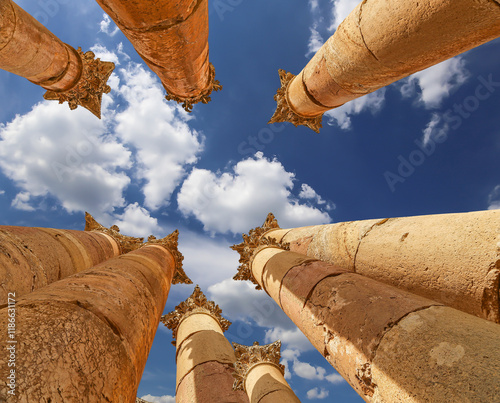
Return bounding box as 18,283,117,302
1,0,500,402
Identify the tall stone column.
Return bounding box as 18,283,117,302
239,211,500,324
162,286,248,403
0,230,191,402
233,341,300,403
231,237,500,401
0,213,144,302
0,0,114,118
269,0,500,132
95,0,221,112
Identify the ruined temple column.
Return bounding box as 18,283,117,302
0,230,191,402
233,341,300,403
162,286,248,403
0,213,145,302
231,237,500,401
0,0,114,117
269,0,500,132
241,211,500,324
95,0,221,112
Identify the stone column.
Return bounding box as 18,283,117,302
162,286,248,403
0,230,191,402
231,238,500,402
269,0,500,132
233,341,300,403
239,211,500,324
95,0,221,112
0,0,114,117
0,213,144,302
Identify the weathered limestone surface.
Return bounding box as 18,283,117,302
248,246,500,402
95,0,220,111
0,244,176,402
0,225,120,302
163,286,248,403
271,0,500,131
0,0,114,117
267,210,500,323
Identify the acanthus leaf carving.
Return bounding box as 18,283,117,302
232,340,285,391
161,285,231,346
268,69,323,133
44,47,114,119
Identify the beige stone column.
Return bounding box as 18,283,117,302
0,0,114,117
232,237,500,402
0,213,145,302
0,230,191,402
95,0,221,112
233,341,301,403
162,286,248,403
269,0,500,132
242,211,500,324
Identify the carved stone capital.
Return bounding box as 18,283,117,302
268,69,323,133
231,213,289,289
44,47,115,119
84,212,143,254
146,231,191,285
161,285,231,346
136,398,151,403
232,341,285,391
165,63,222,113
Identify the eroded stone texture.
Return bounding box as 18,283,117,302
95,0,221,111
272,0,500,130
0,225,120,302
0,244,175,402
0,0,114,117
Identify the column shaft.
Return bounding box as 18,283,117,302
266,210,500,323
0,225,120,302
0,244,175,402
174,312,248,403
251,246,500,402
95,0,221,111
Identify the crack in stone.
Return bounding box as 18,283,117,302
352,218,390,273
358,0,380,62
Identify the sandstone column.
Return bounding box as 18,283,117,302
269,0,500,132
0,213,145,302
239,211,500,324
0,0,114,117
162,285,248,403
0,230,191,402
233,341,300,403
95,0,221,112
231,237,500,401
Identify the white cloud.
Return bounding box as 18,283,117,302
307,387,330,400
11,192,35,211
326,373,345,384
106,203,161,239
488,185,500,210
324,88,386,130
265,327,314,352
0,190,5,195
99,14,120,37
329,0,360,31
421,113,449,146
293,359,327,380
177,152,331,235
113,63,204,211
400,57,469,109
307,27,325,57
90,43,120,65
140,394,175,403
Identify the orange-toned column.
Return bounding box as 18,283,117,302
0,213,144,302
0,0,114,117
269,0,500,132
233,341,300,403
0,231,191,402
95,0,221,112
245,211,500,324
232,237,500,401
162,286,248,403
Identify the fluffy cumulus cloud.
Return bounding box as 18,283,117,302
324,88,386,130
307,387,330,400
488,185,500,210
400,57,469,109
140,395,175,403
106,202,162,239
99,14,120,37
329,0,360,31
177,152,331,234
